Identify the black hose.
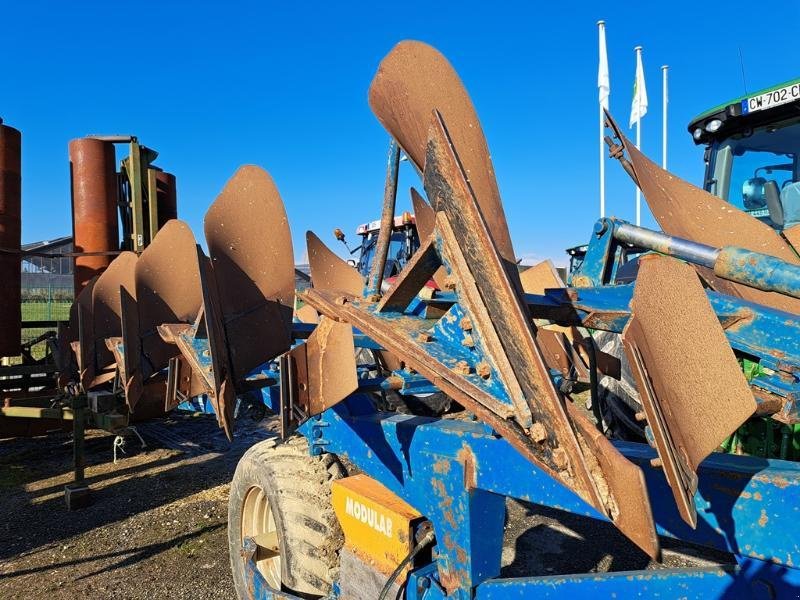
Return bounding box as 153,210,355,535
378,529,436,600
585,335,605,434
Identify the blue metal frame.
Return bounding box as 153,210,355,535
237,216,800,598
239,394,800,598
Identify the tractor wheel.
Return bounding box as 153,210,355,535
593,331,646,441
228,435,346,598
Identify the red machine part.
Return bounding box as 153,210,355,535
0,123,22,357
69,138,119,296
155,171,177,229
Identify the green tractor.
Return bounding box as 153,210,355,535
690,77,800,230
596,78,800,459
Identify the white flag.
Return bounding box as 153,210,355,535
629,48,648,127
598,22,610,110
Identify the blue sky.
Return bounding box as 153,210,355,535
3,1,799,265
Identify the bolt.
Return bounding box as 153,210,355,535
476,362,491,379
417,332,433,343
650,457,663,468
635,411,647,422
454,360,472,375
552,447,569,470
594,220,608,236
530,422,547,443
459,317,473,331
461,334,474,348
444,276,457,291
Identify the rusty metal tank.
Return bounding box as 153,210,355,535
69,138,119,295
0,122,22,358
155,171,177,228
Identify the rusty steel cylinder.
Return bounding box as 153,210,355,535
69,138,119,295
155,171,178,229
0,123,22,357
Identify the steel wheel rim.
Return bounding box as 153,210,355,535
241,485,281,589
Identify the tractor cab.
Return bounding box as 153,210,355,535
334,212,420,279
689,77,800,230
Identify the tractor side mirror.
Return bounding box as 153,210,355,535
334,228,346,243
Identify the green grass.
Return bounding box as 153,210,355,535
21,302,72,322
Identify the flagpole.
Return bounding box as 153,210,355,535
635,45,642,226
598,20,607,219
662,65,669,170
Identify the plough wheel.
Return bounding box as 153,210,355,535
228,436,345,598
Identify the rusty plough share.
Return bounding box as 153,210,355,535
56,39,800,597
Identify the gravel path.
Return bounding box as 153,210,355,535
0,413,731,599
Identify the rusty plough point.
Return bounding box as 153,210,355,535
368,40,516,265
89,251,137,388
622,254,756,528
124,219,202,410
307,230,363,297
604,110,800,315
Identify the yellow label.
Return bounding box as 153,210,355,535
332,474,421,575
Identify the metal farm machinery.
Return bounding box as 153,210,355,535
10,41,800,597
0,131,179,504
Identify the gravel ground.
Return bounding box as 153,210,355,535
0,414,273,600
0,413,732,599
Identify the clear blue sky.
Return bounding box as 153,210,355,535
3,1,799,265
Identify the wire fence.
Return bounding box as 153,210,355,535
20,285,73,348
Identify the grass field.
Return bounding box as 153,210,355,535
21,301,72,323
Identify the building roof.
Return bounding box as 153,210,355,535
21,236,73,253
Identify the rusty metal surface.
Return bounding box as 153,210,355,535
424,112,593,485
157,165,297,440
155,171,178,229
605,113,800,315
520,260,589,381
519,260,564,294
198,248,236,438
782,223,800,255
90,252,138,387
410,187,447,288
69,138,119,296
566,402,659,558
289,317,358,417
204,166,294,380
303,285,657,559
0,124,21,357
132,219,201,407
622,254,756,527
369,40,516,265
307,231,363,296
294,304,319,324
376,235,438,313
422,111,657,554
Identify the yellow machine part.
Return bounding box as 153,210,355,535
331,474,422,576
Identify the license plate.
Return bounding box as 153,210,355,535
742,82,800,114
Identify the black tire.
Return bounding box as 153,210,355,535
228,435,346,598
593,331,646,440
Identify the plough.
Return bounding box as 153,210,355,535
26,41,800,597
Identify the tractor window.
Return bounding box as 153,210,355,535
709,120,800,228
356,229,420,278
